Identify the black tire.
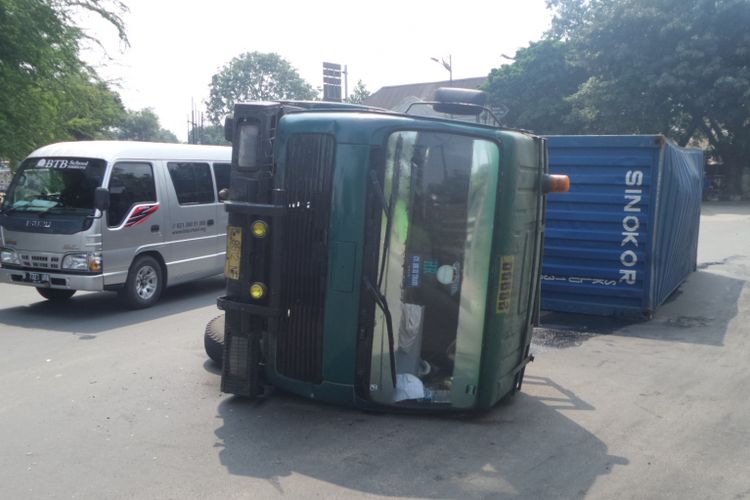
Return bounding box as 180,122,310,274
36,287,76,302
121,254,163,309
204,314,225,366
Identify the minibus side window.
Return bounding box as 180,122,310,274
107,162,156,228
213,163,230,201
167,162,214,205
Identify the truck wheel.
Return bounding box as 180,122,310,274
36,288,76,301
122,255,163,309
204,314,225,366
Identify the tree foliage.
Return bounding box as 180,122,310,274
114,108,178,143
206,52,317,125
0,0,128,162
346,80,371,104
187,124,228,146
487,0,750,189
485,40,587,134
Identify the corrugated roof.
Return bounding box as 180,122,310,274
364,77,487,111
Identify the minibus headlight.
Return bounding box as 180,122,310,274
62,253,89,271
0,248,21,266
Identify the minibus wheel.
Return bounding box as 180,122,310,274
204,314,224,366
122,254,163,309
36,288,76,302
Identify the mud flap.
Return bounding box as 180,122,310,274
220,308,262,399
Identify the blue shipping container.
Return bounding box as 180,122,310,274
541,135,704,317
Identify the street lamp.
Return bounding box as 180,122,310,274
430,55,452,84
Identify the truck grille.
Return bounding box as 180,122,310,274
276,134,335,383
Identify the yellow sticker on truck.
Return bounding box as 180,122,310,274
224,226,242,280
496,255,514,314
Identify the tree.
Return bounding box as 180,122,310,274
188,124,228,146
206,52,317,125
547,0,750,190
485,40,588,134
346,80,371,104
0,0,128,162
60,72,126,140
115,108,178,143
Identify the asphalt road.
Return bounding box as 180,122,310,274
1,202,749,499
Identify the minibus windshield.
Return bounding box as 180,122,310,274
1,158,106,216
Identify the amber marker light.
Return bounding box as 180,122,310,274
543,174,571,193
88,253,102,272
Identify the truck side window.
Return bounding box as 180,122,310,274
213,163,230,201
108,162,157,228
167,162,214,205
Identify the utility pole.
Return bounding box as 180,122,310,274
187,99,206,144
430,55,453,85
343,65,349,102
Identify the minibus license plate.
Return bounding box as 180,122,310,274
26,272,50,284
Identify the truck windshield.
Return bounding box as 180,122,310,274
1,157,106,216
369,130,500,408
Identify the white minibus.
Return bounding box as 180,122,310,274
0,141,231,308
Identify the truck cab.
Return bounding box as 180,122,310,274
210,89,567,411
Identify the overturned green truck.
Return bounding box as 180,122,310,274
204,88,568,412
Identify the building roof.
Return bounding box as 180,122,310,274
364,77,488,111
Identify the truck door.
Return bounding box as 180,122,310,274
102,161,164,287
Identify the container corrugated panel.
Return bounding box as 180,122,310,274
541,135,703,317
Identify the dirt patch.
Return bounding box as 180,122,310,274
665,316,713,328
532,327,597,349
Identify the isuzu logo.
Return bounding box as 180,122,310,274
26,219,52,228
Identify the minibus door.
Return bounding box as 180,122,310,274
102,161,164,286
163,161,219,281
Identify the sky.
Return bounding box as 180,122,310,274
79,0,553,141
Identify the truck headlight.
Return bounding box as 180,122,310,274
251,220,268,238
62,253,89,271
249,282,267,300
0,248,21,266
